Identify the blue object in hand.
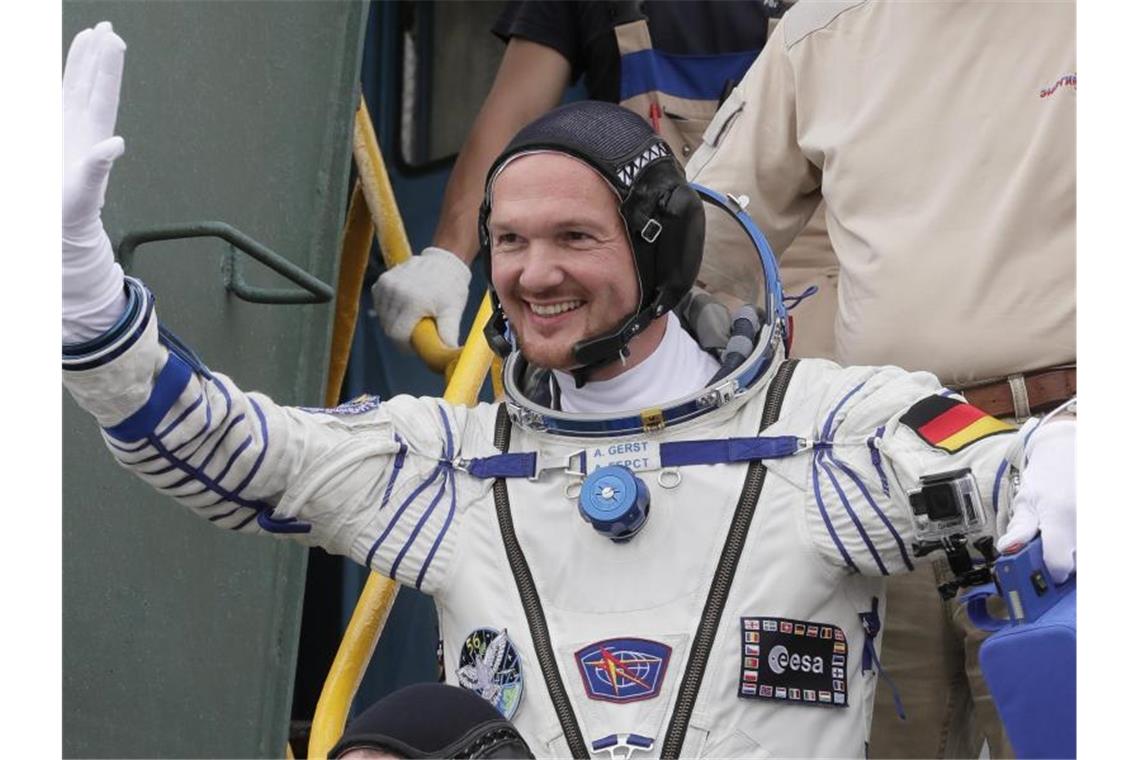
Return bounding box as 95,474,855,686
964,537,1075,759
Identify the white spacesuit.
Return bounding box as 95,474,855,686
62,23,1074,760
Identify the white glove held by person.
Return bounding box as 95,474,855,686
996,419,1076,582
63,21,128,344
371,246,472,350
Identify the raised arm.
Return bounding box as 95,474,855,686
60,24,491,595
371,37,571,349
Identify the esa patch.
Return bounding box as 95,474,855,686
575,637,671,703
738,617,847,707
900,395,1015,453
456,628,524,719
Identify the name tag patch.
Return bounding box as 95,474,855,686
738,617,847,707
581,441,663,475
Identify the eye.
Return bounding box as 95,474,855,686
493,232,522,249
561,230,596,246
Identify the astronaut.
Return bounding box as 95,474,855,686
62,24,1075,759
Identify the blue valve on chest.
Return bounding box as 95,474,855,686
578,465,651,542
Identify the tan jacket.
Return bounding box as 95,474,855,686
688,0,1076,386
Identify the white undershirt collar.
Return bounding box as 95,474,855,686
553,312,721,414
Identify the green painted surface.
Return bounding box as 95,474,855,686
62,2,367,756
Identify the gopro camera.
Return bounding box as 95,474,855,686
908,468,997,599
908,468,987,543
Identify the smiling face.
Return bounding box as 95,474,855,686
488,153,643,373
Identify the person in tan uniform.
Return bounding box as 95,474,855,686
686,1,1076,757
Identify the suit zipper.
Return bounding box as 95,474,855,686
493,404,589,758
659,359,799,759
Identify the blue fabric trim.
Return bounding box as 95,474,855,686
366,463,445,571
104,352,194,442
256,510,311,534
233,508,260,531
661,436,801,467
391,460,450,583
107,437,151,454
192,414,247,475
826,448,914,571
207,434,254,487
619,48,759,101
463,435,803,480
819,451,888,574
155,393,205,439
992,458,1009,516
141,395,292,529
170,377,230,460
378,435,408,512
468,453,536,479
63,279,151,371
822,381,866,442
628,735,654,749
869,426,891,497
783,285,819,311
158,322,213,380
417,467,458,590
391,407,458,582
812,450,856,571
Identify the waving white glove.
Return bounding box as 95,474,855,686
62,21,128,343
371,246,472,350
996,420,1076,582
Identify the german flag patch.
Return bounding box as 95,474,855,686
900,395,1015,453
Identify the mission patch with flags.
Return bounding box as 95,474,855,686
900,395,1015,453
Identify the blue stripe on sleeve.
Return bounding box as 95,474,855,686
821,381,866,442
104,352,194,442
619,48,759,102
389,408,458,581
819,456,889,575
390,464,450,581
825,449,914,571
170,378,230,460
812,450,856,571
155,394,205,439
417,467,458,590
194,415,247,473
991,458,1009,516
378,436,408,512
366,463,445,571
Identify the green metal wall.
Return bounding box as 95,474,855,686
62,2,367,756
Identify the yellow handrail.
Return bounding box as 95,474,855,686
308,293,496,759
353,96,463,375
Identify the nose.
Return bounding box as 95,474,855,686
516,243,566,293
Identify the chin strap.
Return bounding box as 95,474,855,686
568,293,667,386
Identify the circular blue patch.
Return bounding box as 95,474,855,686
578,465,651,542
456,627,524,719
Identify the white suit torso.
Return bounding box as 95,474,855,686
63,280,1021,757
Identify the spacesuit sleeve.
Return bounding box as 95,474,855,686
804,365,1022,576
61,278,489,595
685,19,822,260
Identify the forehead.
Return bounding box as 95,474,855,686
488,153,618,225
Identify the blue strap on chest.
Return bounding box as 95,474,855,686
460,435,810,480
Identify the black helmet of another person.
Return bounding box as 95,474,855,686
329,682,534,759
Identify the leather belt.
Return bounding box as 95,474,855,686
956,365,1076,420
